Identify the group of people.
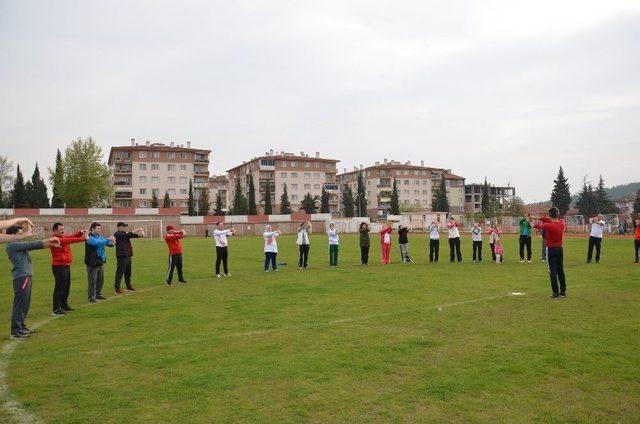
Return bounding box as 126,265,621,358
3,210,640,339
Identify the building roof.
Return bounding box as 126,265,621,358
338,161,464,181
444,172,465,181
226,153,339,173
209,175,228,182
108,142,211,164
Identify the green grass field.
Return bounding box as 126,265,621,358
0,234,638,423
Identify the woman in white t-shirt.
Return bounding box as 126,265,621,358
296,221,311,269
263,225,281,272
428,221,440,263
327,223,340,267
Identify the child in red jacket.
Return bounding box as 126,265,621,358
380,224,393,264
164,225,188,285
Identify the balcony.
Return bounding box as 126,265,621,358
193,168,209,176
193,182,208,188
379,197,391,203
114,192,132,199
114,156,131,164
377,184,391,188
113,180,132,187
194,155,209,163
323,183,339,191
114,167,132,175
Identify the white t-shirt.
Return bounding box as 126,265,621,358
263,231,280,253
383,232,391,244
213,229,233,247
429,225,440,240
472,227,482,242
447,222,460,239
590,220,605,238
296,228,309,245
327,229,339,245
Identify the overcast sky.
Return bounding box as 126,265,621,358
1,0,638,202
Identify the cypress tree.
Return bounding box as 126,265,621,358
356,172,367,217
594,175,618,214
320,186,330,213
576,181,597,217
433,176,450,213
481,177,492,217
231,177,248,215
389,178,400,215
31,163,49,207
12,165,27,208
198,187,210,216
279,183,292,214
247,173,257,215
187,179,196,216
214,191,225,216
263,180,273,215
50,149,65,208
301,192,317,214
550,166,571,216
163,191,171,208
151,190,159,208
342,186,355,217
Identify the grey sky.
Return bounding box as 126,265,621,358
1,0,638,202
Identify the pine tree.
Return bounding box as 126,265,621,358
263,180,273,215
280,183,292,214
214,191,225,216
231,177,248,215
163,191,171,208
151,190,159,208
187,179,196,216
30,163,49,207
12,165,27,208
320,186,330,213
198,188,210,216
433,176,450,213
356,173,367,217
550,166,571,216
25,181,35,207
342,186,355,217
389,178,400,215
50,149,64,208
594,175,618,214
301,192,317,214
576,181,597,217
481,177,492,217
247,173,257,215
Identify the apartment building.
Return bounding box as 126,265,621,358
226,150,340,214
337,159,466,218
208,175,228,213
464,183,516,214
108,139,211,211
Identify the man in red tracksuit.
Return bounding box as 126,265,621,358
164,225,188,285
49,222,88,315
534,207,566,300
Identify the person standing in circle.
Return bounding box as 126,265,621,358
534,207,567,300
428,221,440,263
471,222,483,263
359,222,371,265
586,214,605,263
446,217,462,262
296,221,311,269
327,223,340,267
488,223,502,262
213,222,235,278
263,225,281,272
519,215,533,263
380,223,393,265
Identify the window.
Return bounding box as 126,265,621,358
423,180,428,185
314,162,320,168
180,176,187,184
404,190,409,195
292,184,298,190
422,190,428,195
139,188,146,195
314,184,320,189
139,164,147,171
138,151,147,159
313,173,319,179
403,199,409,204
139,200,147,207
180,153,187,159
290,161,297,167
281,172,287,178
304,173,311,179
291,195,298,201
168,189,176,195
180,189,188,195
404,180,410,185
414,190,420,195
291,173,298,178
403,170,408,175
181,201,188,207
414,170,419,175
151,151,160,158
304,162,310,168
180,164,187,171
168,152,175,159
170,200,176,207
151,164,159,171
151,176,159,183
168,164,176,171
282,161,287,168
415,180,420,185
168,177,176,183
260,159,275,167
152,188,159,195
304,184,311,190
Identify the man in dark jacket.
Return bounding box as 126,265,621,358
113,222,145,294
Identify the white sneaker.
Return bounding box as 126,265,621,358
527,260,532,263
519,259,524,263
274,269,279,272
224,273,231,277
216,274,222,279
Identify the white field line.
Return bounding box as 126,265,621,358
0,280,590,423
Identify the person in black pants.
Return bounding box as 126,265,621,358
428,221,440,262
113,222,144,294
213,222,235,278
446,218,462,262
49,223,87,315
534,208,566,299
359,222,370,265
518,215,533,262
297,221,311,268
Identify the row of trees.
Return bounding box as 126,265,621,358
550,166,620,216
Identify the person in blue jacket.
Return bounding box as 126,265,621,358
84,222,115,304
